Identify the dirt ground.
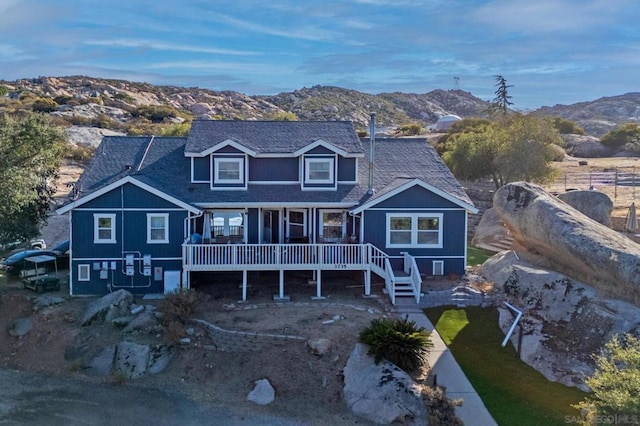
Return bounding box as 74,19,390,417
0,269,405,425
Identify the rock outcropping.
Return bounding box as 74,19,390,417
343,343,426,425
493,182,640,304
556,189,613,227
482,251,640,390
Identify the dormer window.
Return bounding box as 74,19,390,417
214,158,243,184
304,158,334,184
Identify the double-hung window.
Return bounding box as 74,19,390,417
214,158,243,184
94,214,116,244
320,210,345,242
304,158,334,184
386,213,443,248
147,213,169,244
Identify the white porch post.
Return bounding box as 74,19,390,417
313,269,324,300
273,269,290,301
364,268,371,296
279,270,284,298
242,269,247,302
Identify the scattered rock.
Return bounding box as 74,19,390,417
343,343,426,425
80,290,134,326
122,312,159,334
130,305,144,315
247,378,275,405
112,316,134,328
307,338,332,356
85,345,117,376
32,295,66,311
115,341,150,379
9,318,33,337
146,345,174,374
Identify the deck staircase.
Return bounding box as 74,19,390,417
475,233,515,253
369,247,422,304
390,270,418,299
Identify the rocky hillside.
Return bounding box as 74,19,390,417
2,76,640,142
534,92,640,137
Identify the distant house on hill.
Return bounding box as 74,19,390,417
435,114,462,132
57,116,477,304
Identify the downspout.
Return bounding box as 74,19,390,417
501,302,522,348
368,112,376,195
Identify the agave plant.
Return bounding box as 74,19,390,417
359,317,433,372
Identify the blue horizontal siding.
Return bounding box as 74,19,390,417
249,157,298,181
362,184,469,276
70,259,182,295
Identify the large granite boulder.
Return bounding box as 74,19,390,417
556,190,613,227
482,251,640,390
493,182,640,303
471,207,513,252
561,134,614,157
343,343,426,425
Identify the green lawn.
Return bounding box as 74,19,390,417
426,306,587,426
467,246,494,267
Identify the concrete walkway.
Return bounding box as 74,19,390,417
396,304,498,426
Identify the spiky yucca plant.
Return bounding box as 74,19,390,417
359,317,433,372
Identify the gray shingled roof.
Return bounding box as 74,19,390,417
186,120,364,155
69,130,474,210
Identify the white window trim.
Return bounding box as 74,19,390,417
94,213,116,244
319,209,346,242
214,157,244,184
78,264,91,281
147,213,169,244
385,213,443,248
432,260,445,276
304,157,334,184
287,209,307,239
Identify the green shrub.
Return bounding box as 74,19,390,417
399,123,423,136
63,143,95,163
600,123,640,149
54,95,72,105
573,334,640,420
359,317,433,372
113,92,136,103
135,104,181,123
31,97,58,113
0,85,8,97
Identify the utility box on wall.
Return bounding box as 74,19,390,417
143,254,152,277
125,254,135,276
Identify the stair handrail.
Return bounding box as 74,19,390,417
403,252,422,303
384,257,396,304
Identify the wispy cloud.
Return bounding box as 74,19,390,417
85,39,262,56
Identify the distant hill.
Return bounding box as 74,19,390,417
1,76,639,139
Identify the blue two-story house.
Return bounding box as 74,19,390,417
57,117,477,303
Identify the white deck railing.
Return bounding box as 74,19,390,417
183,243,369,271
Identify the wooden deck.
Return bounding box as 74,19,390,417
183,243,373,272
181,242,420,304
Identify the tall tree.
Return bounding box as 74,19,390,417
488,75,513,118
443,113,560,189
0,113,66,243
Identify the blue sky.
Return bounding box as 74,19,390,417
1,0,639,110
